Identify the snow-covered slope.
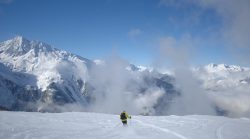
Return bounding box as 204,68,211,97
0,36,177,114
0,36,91,90
193,64,250,117
0,36,92,111
0,111,250,139
204,63,245,73
193,63,250,91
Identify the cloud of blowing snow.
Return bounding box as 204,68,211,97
156,36,216,115
87,54,164,115
157,0,250,118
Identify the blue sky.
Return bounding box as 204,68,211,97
0,0,249,66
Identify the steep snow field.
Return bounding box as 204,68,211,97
1,111,250,139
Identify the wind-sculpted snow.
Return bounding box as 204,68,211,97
0,111,250,139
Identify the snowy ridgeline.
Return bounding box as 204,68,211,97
0,111,250,139
1,36,250,117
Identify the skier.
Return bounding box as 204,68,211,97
120,110,131,126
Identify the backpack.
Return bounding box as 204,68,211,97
120,112,126,120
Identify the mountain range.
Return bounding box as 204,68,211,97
1,36,250,117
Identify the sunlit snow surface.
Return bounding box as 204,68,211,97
1,111,250,139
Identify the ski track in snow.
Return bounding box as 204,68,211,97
134,119,188,139
216,122,226,139
1,112,250,139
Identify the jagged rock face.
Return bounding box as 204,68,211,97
0,71,41,111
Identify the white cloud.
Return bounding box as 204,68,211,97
193,0,250,65
156,35,196,68
159,0,250,65
156,36,216,115
209,85,250,117
196,0,250,48
87,54,167,115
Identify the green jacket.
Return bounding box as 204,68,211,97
120,112,131,121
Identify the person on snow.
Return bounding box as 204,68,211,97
120,110,131,126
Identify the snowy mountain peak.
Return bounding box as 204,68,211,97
0,36,54,57
1,36,28,47
0,36,92,111
10,36,27,46
126,64,153,72
205,63,243,72
207,63,217,67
